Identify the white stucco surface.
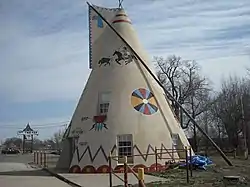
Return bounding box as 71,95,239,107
60,5,192,171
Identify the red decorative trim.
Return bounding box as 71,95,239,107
69,165,81,173
93,115,107,123
69,163,168,174
82,165,96,173
96,165,110,173
132,164,147,172
112,20,132,24
149,163,162,172
115,14,128,17
114,165,124,173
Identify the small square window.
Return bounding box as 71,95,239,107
98,92,111,115
100,103,109,115
117,134,133,164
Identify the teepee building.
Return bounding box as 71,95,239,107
57,3,193,173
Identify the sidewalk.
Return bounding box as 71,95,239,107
0,175,72,187
43,166,167,187
0,162,71,187
58,173,167,187
30,162,167,187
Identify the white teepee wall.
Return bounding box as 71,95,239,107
89,5,121,68
61,5,192,173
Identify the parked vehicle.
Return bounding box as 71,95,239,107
50,149,61,155
1,148,20,154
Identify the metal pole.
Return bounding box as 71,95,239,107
108,153,112,187
189,148,193,177
155,147,158,172
87,2,233,167
124,156,128,187
185,148,189,183
33,151,36,163
241,95,248,160
204,110,209,156
179,85,186,129
36,151,39,164
22,135,25,154
40,151,42,166
31,135,33,153
44,152,46,168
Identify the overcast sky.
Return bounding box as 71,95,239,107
0,0,249,141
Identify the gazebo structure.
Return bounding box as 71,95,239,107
17,123,38,153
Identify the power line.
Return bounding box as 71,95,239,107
0,121,70,129
1,124,67,129
0,120,70,127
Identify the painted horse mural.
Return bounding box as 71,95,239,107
98,46,138,67
113,50,124,65
124,53,137,65
113,47,137,65
98,57,111,66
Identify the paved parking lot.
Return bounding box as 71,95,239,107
0,153,167,187
0,154,71,187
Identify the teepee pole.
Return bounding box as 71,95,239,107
87,2,233,166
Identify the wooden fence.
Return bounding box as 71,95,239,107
108,146,193,187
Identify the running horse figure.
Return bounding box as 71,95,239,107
98,57,111,66
113,48,137,65
113,50,124,65
124,53,137,65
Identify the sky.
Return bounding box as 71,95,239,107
0,0,249,141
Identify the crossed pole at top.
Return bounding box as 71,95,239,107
118,0,124,8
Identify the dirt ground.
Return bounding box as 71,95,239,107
144,156,250,187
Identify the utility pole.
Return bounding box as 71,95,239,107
22,134,25,153
204,110,209,156
191,87,197,153
241,95,248,160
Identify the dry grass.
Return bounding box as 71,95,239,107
144,156,250,187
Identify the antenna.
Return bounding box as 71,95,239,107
118,0,124,8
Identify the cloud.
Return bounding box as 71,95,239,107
1,0,249,103
0,31,91,102
0,0,92,102
0,0,249,138
132,0,250,55
127,0,250,85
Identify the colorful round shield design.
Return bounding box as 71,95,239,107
131,88,158,115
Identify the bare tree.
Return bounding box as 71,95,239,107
155,56,211,119
3,137,22,148
246,67,250,77
154,55,212,152
210,75,250,151
51,128,66,150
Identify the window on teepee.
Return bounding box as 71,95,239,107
98,91,111,115
171,134,179,158
117,134,134,164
